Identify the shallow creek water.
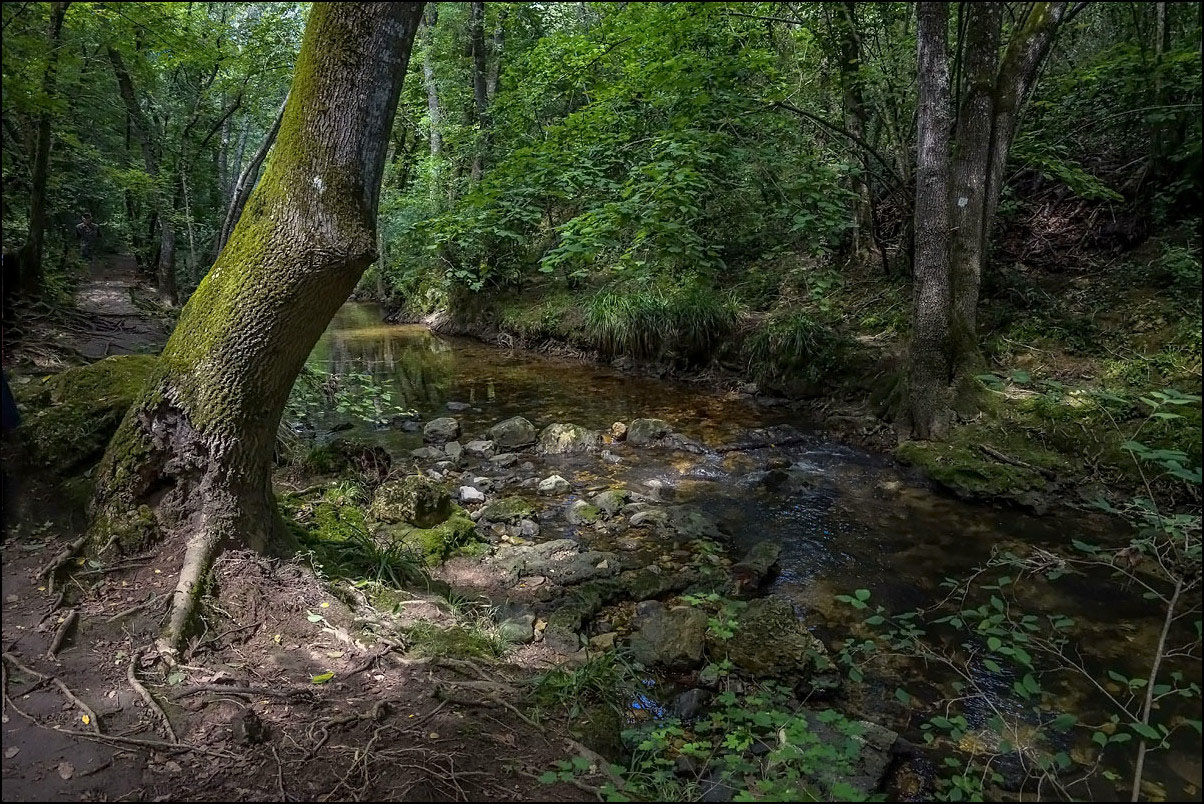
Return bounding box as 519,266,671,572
308,303,1199,800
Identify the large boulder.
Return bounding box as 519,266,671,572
729,541,781,595
369,475,452,527
17,354,157,475
626,601,708,669
488,416,537,449
591,488,629,517
537,423,600,455
717,596,831,679
627,417,673,446
390,504,479,566
423,417,460,443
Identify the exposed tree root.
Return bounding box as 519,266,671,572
158,526,222,659
106,592,169,624
127,650,178,743
2,651,101,733
45,607,77,660
38,535,88,586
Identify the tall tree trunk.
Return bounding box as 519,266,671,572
908,1,954,440
17,1,70,295
228,125,249,203
157,204,177,305
469,1,488,183
421,4,446,207
947,2,1001,378
836,2,876,268
216,95,287,253
88,2,425,656
486,7,509,101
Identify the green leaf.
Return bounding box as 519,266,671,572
895,688,911,706
311,672,335,684
1129,722,1161,741
854,589,871,602
1051,713,1076,731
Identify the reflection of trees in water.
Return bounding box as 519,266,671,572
319,326,455,408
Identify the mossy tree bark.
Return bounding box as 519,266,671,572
89,1,425,655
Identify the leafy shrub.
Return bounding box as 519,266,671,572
744,310,847,392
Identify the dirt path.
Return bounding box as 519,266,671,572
1,259,592,802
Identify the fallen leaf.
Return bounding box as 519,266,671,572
311,672,334,684
319,601,330,608
58,761,74,780
273,634,282,644
81,715,90,725
428,731,439,740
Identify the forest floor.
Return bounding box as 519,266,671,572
1,256,594,803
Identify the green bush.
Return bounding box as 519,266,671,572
744,310,846,392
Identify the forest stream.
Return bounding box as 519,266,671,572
302,303,1201,801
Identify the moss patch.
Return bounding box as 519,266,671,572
391,505,479,566
405,622,503,660
19,355,157,475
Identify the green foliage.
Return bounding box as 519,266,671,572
744,310,847,392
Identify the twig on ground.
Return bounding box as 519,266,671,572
2,651,101,733
106,592,169,623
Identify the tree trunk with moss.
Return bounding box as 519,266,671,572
88,2,425,655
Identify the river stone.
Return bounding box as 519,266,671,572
491,452,518,467
464,439,495,458
626,601,708,669
610,421,628,441
519,518,540,538
591,489,629,517
537,423,600,454
671,688,713,720
423,417,460,443
498,614,536,644
629,508,669,528
627,418,672,446
538,474,570,495
478,496,536,524
567,499,602,525
717,596,830,678
488,416,537,449
444,441,463,460
369,476,451,527
459,486,486,504
666,505,725,541
410,446,442,460
729,541,781,595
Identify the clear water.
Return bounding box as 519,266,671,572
307,303,1201,800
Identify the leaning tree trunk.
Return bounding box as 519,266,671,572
908,1,954,440
89,2,425,656
17,1,70,296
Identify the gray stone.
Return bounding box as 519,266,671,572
627,418,672,446
410,446,443,460
630,508,670,528
671,688,713,720
445,401,472,412
600,450,621,465
610,421,628,440
717,596,832,679
459,486,486,504
729,541,781,595
537,474,570,495
498,614,536,644
567,499,602,525
464,439,496,458
478,496,536,524
626,601,707,668
444,441,463,460
537,423,600,454
491,452,519,468
423,417,460,443
488,416,537,449
589,632,617,651
519,518,540,538
590,488,629,517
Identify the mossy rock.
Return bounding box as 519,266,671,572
895,437,1053,502
717,596,830,679
369,475,451,527
18,355,157,475
478,495,536,523
406,622,501,660
301,438,392,480
391,505,479,566
537,423,600,454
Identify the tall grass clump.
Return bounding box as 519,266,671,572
745,310,846,392
585,285,669,358
662,281,739,363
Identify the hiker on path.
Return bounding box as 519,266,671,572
75,212,100,272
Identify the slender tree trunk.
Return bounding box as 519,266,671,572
157,204,177,305
422,4,444,207
908,2,954,440
947,2,1001,378
17,1,70,295
486,7,509,101
228,125,249,203
836,2,876,268
216,94,287,253
89,2,425,656
469,1,488,183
